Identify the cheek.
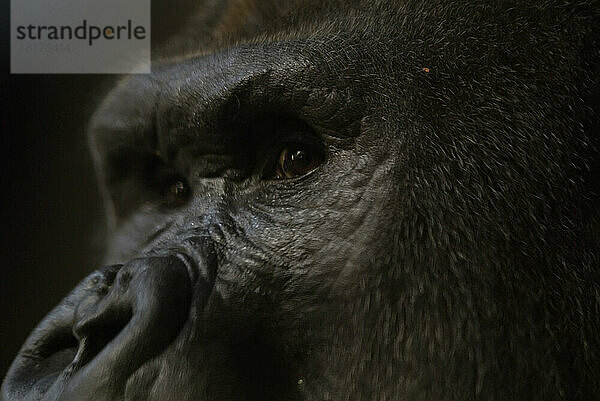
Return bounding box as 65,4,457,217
230,146,401,280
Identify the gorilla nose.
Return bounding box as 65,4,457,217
2,256,192,401
71,257,191,377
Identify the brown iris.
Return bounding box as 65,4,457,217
274,144,322,179
164,179,190,206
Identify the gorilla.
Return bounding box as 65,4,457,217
2,0,599,400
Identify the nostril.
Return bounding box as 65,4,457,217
3,257,192,401
81,264,122,300
71,264,133,369
72,306,133,369
0,266,126,400
20,327,79,376
92,264,122,288
117,269,133,289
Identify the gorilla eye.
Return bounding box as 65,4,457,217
163,179,191,207
273,144,323,179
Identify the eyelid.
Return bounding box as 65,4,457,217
269,130,326,154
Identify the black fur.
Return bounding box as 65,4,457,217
3,1,599,400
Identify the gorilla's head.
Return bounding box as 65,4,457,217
3,1,599,400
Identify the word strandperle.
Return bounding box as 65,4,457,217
15,20,146,46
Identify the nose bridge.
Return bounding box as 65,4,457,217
139,212,221,283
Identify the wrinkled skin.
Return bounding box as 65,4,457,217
3,0,600,400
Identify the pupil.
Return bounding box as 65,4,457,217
291,149,305,161
172,181,185,195
164,180,189,207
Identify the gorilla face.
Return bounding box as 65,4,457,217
3,1,599,400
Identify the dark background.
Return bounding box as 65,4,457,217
0,0,199,380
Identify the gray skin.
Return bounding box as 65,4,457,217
2,0,600,400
